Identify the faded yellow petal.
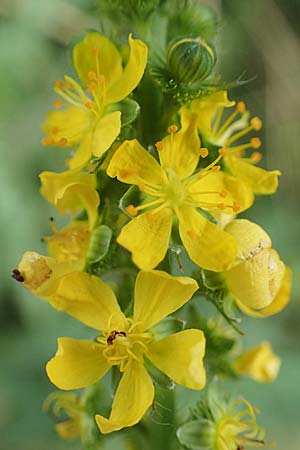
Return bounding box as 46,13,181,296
177,206,237,271
46,338,110,390
147,329,206,390
95,361,154,433
73,33,122,88
117,208,173,270
42,106,92,146
133,271,198,330
47,221,90,263
234,342,281,383
159,109,200,179
91,111,121,157
51,271,126,332
105,34,148,105
107,139,166,187
226,156,281,195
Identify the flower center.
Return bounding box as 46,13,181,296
162,168,186,208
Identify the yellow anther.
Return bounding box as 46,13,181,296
218,147,228,157
51,126,59,135
54,80,64,89
232,201,240,212
58,137,68,147
53,99,63,108
64,80,72,88
88,71,97,80
97,74,105,84
138,183,145,192
167,124,178,134
187,230,197,241
155,141,163,151
220,190,228,198
211,165,221,172
251,137,262,149
87,82,97,92
251,117,262,131
200,147,209,158
85,101,95,110
41,137,55,146
125,205,138,217
217,203,226,211
250,151,262,163
237,101,246,113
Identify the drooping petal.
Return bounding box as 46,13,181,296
177,206,237,271
42,106,92,146
91,111,121,157
117,208,173,270
107,139,166,187
226,156,281,195
16,251,82,300
50,271,126,332
147,329,206,390
73,33,123,88
133,271,198,330
46,338,110,390
187,171,254,213
234,267,292,317
39,169,99,229
95,361,154,433
159,109,200,180
105,34,148,105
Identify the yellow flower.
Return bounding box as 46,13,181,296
224,219,291,317
46,270,206,433
44,392,82,441
106,111,253,272
42,33,148,169
234,342,281,383
188,91,281,197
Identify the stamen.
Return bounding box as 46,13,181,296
155,141,163,151
54,80,64,89
250,117,262,131
218,147,228,156
92,46,99,55
85,101,95,110
250,137,261,149
250,151,262,163
41,137,55,146
49,217,57,233
12,269,24,283
217,203,226,210
88,71,97,80
199,147,209,158
125,205,138,217
135,198,165,212
58,137,68,147
168,124,178,134
211,165,221,172
51,126,59,135
220,190,228,198
232,201,240,212
237,101,246,113
53,99,63,108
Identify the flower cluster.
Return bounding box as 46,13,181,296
13,17,291,450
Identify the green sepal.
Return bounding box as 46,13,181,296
119,185,141,217
176,419,215,450
150,316,186,339
107,98,140,127
86,224,112,264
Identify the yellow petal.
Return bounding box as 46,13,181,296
73,33,122,88
51,271,126,332
46,338,110,390
117,208,173,270
188,171,254,213
107,139,166,187
225,219,272,264
16,251,81,300
190,90,235,136
159,109,200,179
105,34,148,105
234,267,292,317
42,106,92,146
68,132,93,170
133,271,198,330
225,248,285,310
234,342,281,383
91,111,121,157
39,169,99,229
47,221,90,264
95,361,154,433
226,156,281,195
147,329,206,390
177,206,237,271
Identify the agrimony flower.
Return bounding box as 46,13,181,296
224,219,291,317
42,33,148,168
46,270,206,433
107,111,252,271
234,342,281,383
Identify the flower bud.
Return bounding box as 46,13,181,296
167,36,216,86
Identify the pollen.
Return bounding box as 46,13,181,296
155,141,163,151
250,151,262,163
53,99,63,108
217,203,226,210
54,80,64,89
237,101,246,113
58,137,68,147
211,165,221,172
41,137,55,146
218,147,228,157
220,190,228,198
88,71,97,80
51,126,59,135
250,137,262,149
251,117,262,131
232,201,240,212
200,147,209,158
125,205,138,217
87,82,97,92
85,101,95,110
168,124,178,134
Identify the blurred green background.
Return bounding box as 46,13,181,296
0,0,299,449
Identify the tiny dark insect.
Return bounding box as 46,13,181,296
106,330,126,345
12,269,24,283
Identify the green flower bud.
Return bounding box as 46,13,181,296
167,37,216,86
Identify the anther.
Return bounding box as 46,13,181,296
88,71,97,80
218,147,228,157
53,99,63,108
155,141,163,151
232,201,240,212
167,124,178,134
217,203,226,210
126,205,138,217
64,80,72,88
58,137,68,147
54,80,64,89
51,127,59,135
92,46,99,55
211,165,221,172
237,101,246,113
85,101,95,110
87,82,97,92
251,117,262,131
250,151,262,163
219,190,228,198
250,137,261,149
200,147,209,158
12,269,24,283
41,137,55,146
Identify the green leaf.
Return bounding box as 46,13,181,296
86,224,112,264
